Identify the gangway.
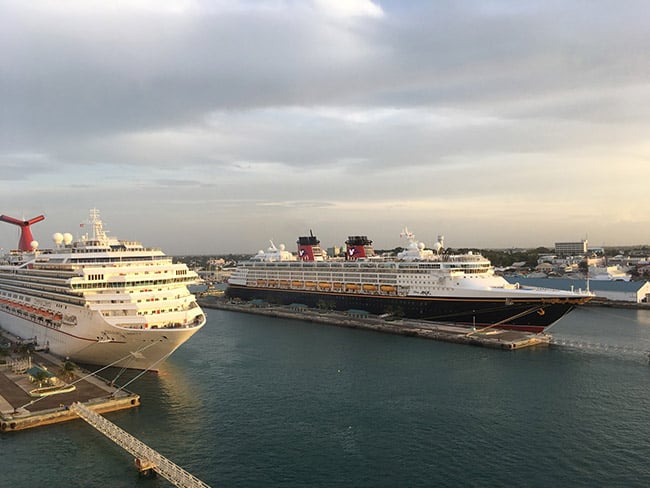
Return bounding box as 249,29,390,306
70,402,211,487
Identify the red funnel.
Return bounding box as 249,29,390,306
0,214,45,251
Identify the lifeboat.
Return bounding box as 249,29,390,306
362,284,377,292
380,285,397,293
345,284,360,291
318,282,331,290
279,280,290,287
257,280,268,287
268,280,278,286
305,281,317,288
291,281,304,288
333,283,343,290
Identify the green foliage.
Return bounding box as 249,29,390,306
481,250,539,269
32,370,51,387
60,360,77,382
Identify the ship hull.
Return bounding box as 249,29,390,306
0,308,203,370
225,285,577,332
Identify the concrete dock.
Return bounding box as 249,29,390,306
1,332,140,432
198,296,551,350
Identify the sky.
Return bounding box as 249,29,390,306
2,0,650,255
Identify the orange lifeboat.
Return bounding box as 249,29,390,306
318,282,331,290
380,285,397,293
345,284,360,291
362,284,377,293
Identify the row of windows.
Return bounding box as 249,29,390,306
71,278,192,290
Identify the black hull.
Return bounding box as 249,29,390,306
225,285,577,332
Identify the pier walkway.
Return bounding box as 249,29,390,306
70,402,211,488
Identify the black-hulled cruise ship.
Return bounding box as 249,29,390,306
226,230,592,332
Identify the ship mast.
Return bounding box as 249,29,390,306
84,208,109,244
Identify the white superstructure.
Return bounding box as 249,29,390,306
0,209,205,370
229,232,590,300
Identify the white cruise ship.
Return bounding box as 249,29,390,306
0,209,206,370
226,230,593,332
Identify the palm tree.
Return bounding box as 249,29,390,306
60,360,77,383
32,370,51,388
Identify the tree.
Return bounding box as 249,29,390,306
32,370,51,388
60,360,77,383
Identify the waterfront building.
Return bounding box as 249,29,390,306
506,278,650,303
555,240,588,257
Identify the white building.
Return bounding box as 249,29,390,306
555,240,588,257
506,278,650,303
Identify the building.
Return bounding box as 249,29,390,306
555,240,588,257
506,277,650,303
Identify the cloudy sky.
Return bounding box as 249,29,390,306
2,0,649,255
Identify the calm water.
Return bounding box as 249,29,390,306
3,307,650,487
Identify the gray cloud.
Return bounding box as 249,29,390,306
2,0,650,253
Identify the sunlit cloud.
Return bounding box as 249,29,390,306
2,0,650,254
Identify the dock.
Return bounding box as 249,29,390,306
1,331,212,486
1,332,139,432
198,296,551,350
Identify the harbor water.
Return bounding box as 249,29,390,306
2,306,650,487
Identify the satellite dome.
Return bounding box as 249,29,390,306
257,250,264,255
418,242,426,250
63,233,73,245
433,242,443,252
279,244,286,251
53,232,64,245
30,240,39,250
